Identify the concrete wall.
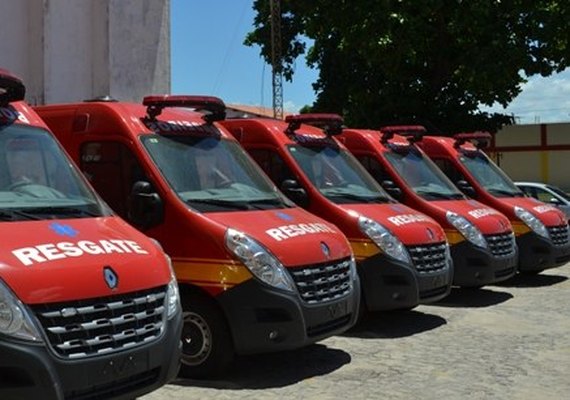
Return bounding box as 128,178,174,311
0,0,169,105
491,122,570,191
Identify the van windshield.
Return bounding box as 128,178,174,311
287,145,392,204
384,148,465,200
0,124,107,220
141,134,290,212
459,153,524,197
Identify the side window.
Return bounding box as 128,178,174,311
356,155,392,184
248,149,296,187
433,158,465,184
533,187,556,203
80,141,147,219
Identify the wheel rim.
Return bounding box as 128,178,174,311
181,311,212,366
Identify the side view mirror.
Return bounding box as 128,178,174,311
456,180,476,197
381,180,402,199
281,179,309,208
128,181,164,229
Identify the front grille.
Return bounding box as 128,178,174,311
407,242,448,274
289,257,352,304
485,232,516,257
548,224,569,246
33,286,167,359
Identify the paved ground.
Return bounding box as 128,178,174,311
142,263,570,400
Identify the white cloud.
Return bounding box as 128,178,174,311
481,68,570,124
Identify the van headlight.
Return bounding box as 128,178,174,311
0,279,43,342
225,228,295,292
358,216,411,264
514,206,549,239
165,277,180,319
152,239,181,319
446,211,487,249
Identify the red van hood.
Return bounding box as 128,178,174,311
338,203,446,245
499,197,568,226
428,199,513,235
207,208,351,266
0,217,170,304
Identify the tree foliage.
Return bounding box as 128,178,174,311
245,0,570,133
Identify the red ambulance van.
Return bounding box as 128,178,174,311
34,96,360,378
418,132,570,273
339,126,518,287
0,70,182,399
221,114,453,314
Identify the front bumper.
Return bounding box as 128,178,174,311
450,241,518,287
218,277,360,355
0,312,182,400
517,231,570,271
358,253,452,311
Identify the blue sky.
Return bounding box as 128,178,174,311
171,0,570,124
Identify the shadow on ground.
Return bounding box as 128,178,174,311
173,343,350,390
495,273,568,288
433,287,513,308
343,309,446,339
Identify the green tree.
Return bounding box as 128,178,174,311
246,0,570,133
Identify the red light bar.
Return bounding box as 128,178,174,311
0,68,26,105
142,95,226,123
453,132,491,149
285,113,344,136
379,125,426,144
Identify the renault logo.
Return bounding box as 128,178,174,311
103,266,119,290
320,242,331,259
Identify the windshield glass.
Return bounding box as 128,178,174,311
0,124,107,220
287,145,392,204
459,153,524,197
141,134,290,212
384,147,465,200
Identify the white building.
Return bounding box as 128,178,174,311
0,0,170,105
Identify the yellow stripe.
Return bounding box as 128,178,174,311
445,229,465,245
349,239,380,261
540,151,549,183
172,259,252,290
511,221,531,236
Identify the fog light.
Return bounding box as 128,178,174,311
269,330,279,340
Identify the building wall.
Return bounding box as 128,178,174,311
0,0,169,105
491,122,570,191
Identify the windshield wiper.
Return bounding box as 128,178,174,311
326,192,391,203
23,206,102,217
416,190,463,200
186,198,252,210
0,209,43,221
487,188,524,197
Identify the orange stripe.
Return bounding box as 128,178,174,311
172,259,252,291
349,239,380,261
445,229,465,245
511,221,531,236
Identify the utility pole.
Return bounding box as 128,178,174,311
270,0,283,119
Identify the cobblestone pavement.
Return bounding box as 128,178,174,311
142,263,570,400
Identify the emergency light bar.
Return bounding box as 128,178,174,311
379,125,426,144
285,113,344,136
143,95,226,123
453,132,491,149
0,69,26,106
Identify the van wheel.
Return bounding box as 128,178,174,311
178,295,234,379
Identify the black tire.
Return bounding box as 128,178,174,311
178,294,234,379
